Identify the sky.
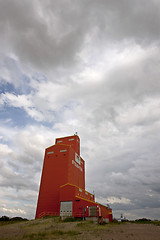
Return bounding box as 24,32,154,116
0,0,160,220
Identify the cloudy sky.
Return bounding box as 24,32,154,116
0,0,160,220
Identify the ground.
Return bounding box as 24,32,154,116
0,217,160,240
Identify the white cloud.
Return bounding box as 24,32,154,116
1,207,26,215
97,196,132,205
0,144,13,156
1,93,31,108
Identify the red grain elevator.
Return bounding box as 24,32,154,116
35,134,112,222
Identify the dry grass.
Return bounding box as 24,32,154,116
0,217,160,240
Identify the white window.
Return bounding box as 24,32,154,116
47,151,54,154
75,153,80,165
60,149,67,152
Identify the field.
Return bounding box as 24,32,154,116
0,217,160,240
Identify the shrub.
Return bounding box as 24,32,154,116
0,216,10,221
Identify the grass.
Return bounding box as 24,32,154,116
76,221,92,227
23,232,47,240
0,220,28,226
0,218,160,240
42,215,60,220
62,217,82,222
76,221,94,229
130,220,160,226
154,222,160,226
51,230,80,236
76,220,112,234
23,230,80,239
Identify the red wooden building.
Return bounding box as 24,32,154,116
35,134,112,222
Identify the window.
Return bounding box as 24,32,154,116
47,151,54,154
60,149,67,152
75,153,80,165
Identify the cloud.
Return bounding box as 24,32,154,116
0,0,91,70
1,207,26,215
0,144,13,156
97,196,132,205
0,0,160,72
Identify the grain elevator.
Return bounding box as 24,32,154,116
35,134,112,223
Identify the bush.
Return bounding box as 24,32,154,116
10,217,28,221
62,217,81,222
0,216,10,221
135,218,151,222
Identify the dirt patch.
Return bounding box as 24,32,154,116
0,219,160,240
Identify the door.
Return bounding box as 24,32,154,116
89,206,97,217
60,201,73,217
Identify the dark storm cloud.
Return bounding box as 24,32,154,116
0,0,160,71
0,0,90,69
91,0,160,44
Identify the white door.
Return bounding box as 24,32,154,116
60,201,73,217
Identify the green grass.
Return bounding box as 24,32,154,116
76,220,111,232
0,220,28,226
0,238,10,240
130,220,160,225
154,222,160,226
23,230,80,239
23,232,47,240
1,217,160,240
51,230,80,236
62,217,82,222
76,221,94,228
42,215,60,220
